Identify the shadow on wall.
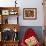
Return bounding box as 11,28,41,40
18,26,44,44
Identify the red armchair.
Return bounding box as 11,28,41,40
21,28,41,46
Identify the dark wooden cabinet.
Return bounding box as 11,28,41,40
0,41,19,46
0,7,19,46
2,41,19,46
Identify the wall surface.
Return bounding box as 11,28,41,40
0,0,44,26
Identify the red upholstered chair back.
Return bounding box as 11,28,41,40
21,28,41,46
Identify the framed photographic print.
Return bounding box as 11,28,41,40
9,10,15,15
23,8,37,20
9,10,18,15
2,10,9,15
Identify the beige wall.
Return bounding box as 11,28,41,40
0,0,44,26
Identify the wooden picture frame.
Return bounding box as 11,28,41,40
23,8,37,20
2,10,9,15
